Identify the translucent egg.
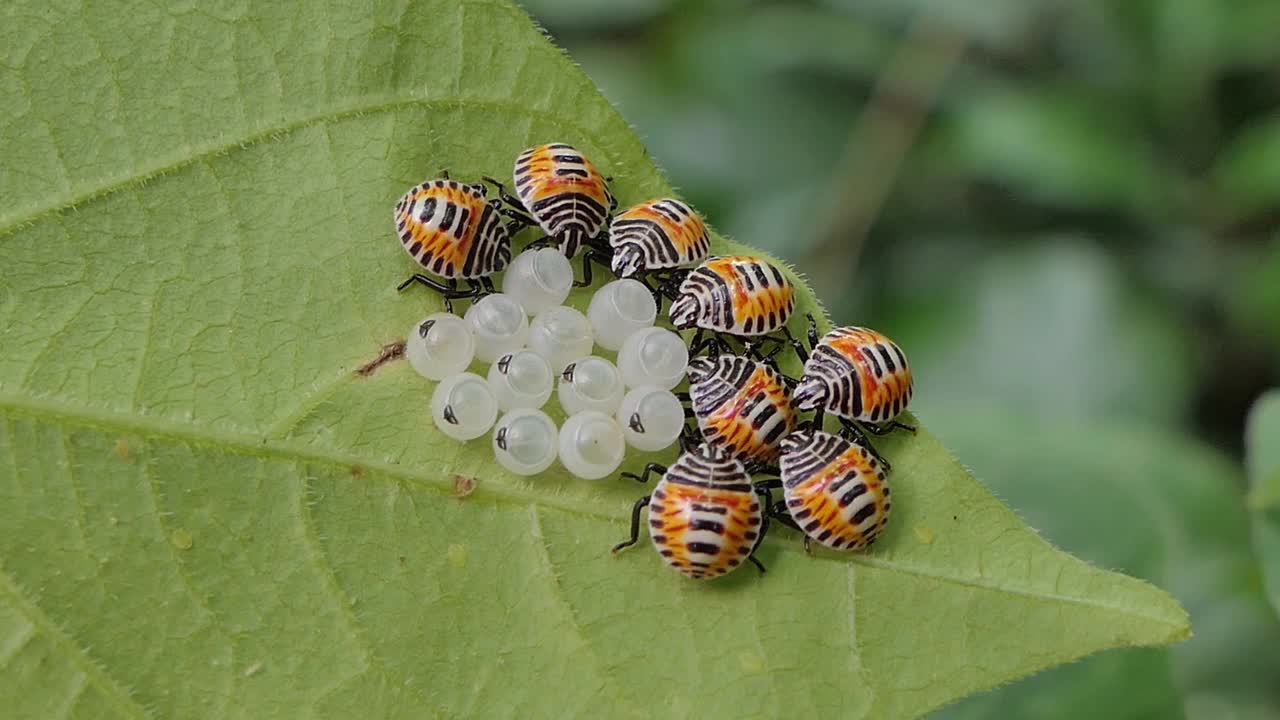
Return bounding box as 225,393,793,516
502,248,574,316
558,356,625,415
406,313,475,380
464,293,529,364
431,372,498,441
558,411,627,480
617,327,689,390
527,306,594,372
617,386,686,452
587,279,657,351
492,409,559,476
486,350,554,411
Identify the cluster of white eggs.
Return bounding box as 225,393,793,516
406,248,690,480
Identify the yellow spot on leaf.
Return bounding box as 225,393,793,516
738,651,765,673
448,544,467,568
114,439,129,459
170,528,194,550
914,525,935,545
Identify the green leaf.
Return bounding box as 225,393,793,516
1246,391,1280,619
927,407,1280,718
1214,116,1280,216
0,1,1187,717
940,87,1161,212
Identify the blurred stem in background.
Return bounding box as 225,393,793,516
806,12,966,301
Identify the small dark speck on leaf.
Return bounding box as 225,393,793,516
953,515,959,521
350,465,366,480
453,474,477,498
356,341,406,376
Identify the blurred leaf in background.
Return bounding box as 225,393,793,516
523,0,1280,716
1247,391,1280,621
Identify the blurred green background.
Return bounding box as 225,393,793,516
522,0,1280,717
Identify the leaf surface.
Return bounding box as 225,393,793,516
0,1,1188,717
1247,390,1280,620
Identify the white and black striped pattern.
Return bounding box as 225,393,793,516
649,445,763,579
668,256,795,335
778,430,890,550
513,144,613,258
608,198,710,276
795,329,912,423
393,180,512,279
688,356,795,463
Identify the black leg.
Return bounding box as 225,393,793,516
754,477,783,492
522,235,556,251
481,176,526,211
396,275,481,315
619,463,668,485
573,248,614,288
747,485,774,575
782,325,809,364
838,418,891,472
806,313,821,349
612,496,652,554
744,459,780,477
688,328,714,357
678,424,701,454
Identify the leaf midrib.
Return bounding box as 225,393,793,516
0,391,1190,632
0,95,613,240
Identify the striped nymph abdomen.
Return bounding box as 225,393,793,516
513,143,613,258
648,447,765,580
668,256,796,336
393,179,511,279
688,355,796,465
793,326,913,424
609,198,711,277
778,429,890,551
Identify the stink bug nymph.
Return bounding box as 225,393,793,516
669,256,797,355
761,428,891,553
686,355,796,471
394,174,517,313
613,444,772,580
606,197,711,287
483,143,615,266
791,316,916,456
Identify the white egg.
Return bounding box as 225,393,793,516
431,372,498,441
486,350,554,411
406,313,475,380
587,279,657,351
492,409,559,476
617,327,689,390
464,293,530,363
527,306,594,372
558,355,625,415
617,386,686,452
558,411,627,480
501,248,575,316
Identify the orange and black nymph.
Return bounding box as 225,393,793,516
485,143,615,260
669,256,797,351
613,444,772,580
393,176,514,312
608,198,711,278
686,355,795,470
763,429,891,552
792,324,914,428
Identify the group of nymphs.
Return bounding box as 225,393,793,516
393,143,915,581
